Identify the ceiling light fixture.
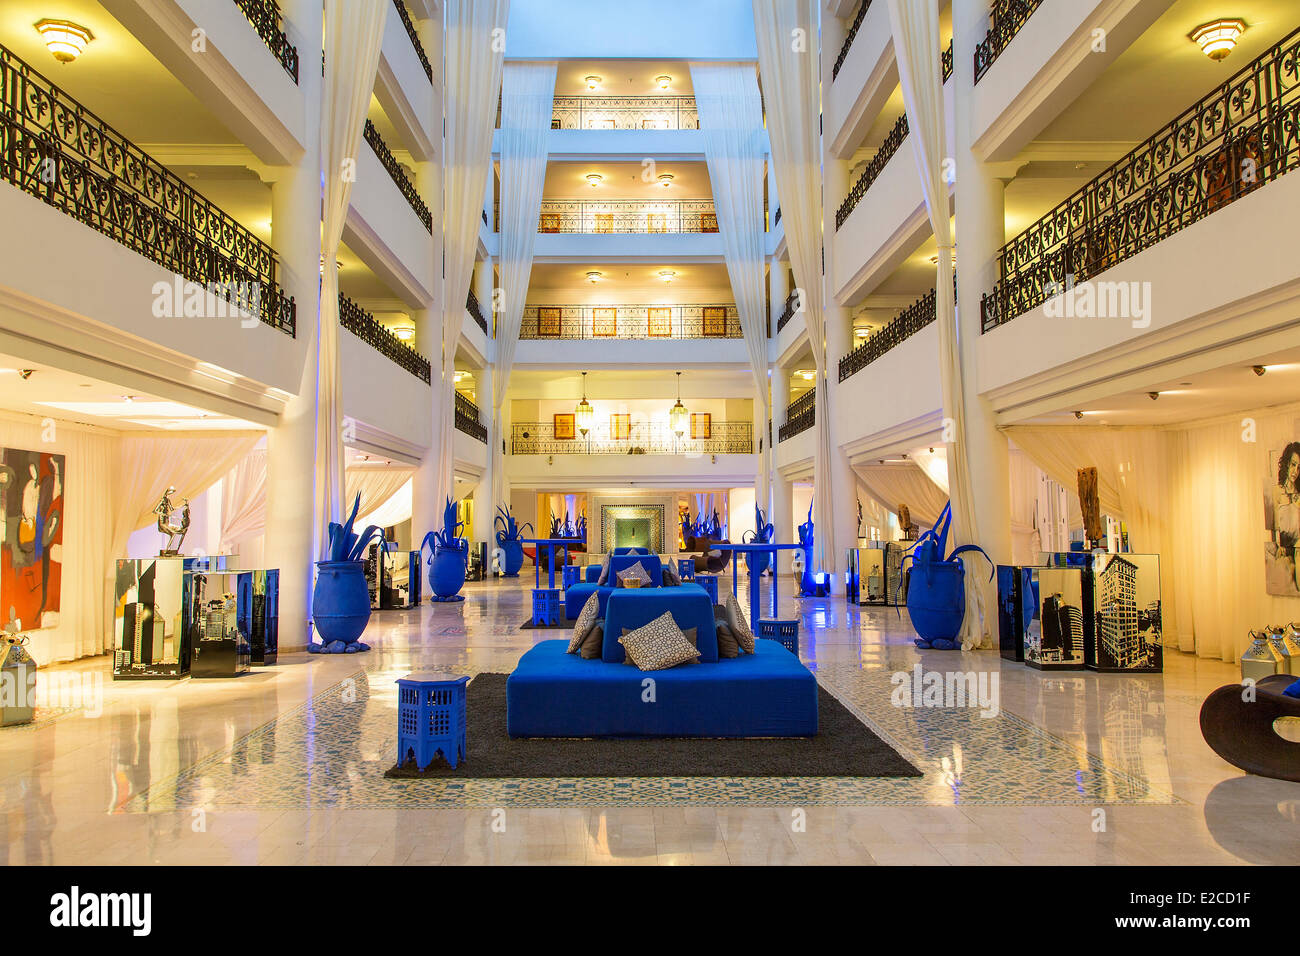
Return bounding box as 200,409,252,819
18,370,35,380
658,270,676,283
1253,365,1267,376
657,173,674,188
1073,411,1084,420
585,173,603,187
575,371,593,437
584,74,601,90
654,74,672,90
1148,391,1160,401
586,270,602,283
670,371,688,437
853,327,869,338
393,323,416,341
35,19,94,63
1190,19,1246,61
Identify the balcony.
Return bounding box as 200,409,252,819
520,304,740,340
774,289,798,334
980,25,1300,332
974,0,1044,84
832,0,873,81
839,287,937,381
466,289,490,336
232,0,299,83
391,0,433,83
338,294,430,382
550,95,699,130
538,199,717,234
455,391,488,443
512,421,753,456
363,120,432,233
778,390,815,443
0,43,294,334
837,112,909,230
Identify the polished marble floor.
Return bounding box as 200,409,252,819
2,575,1296,865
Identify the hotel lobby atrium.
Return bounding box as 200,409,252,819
1,0,1299,890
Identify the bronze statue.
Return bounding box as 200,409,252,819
153,486,191,556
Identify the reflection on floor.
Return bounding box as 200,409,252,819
2,575,1296,865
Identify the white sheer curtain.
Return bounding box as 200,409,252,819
358,478,413,529
438,0,508,511
854,461,950,528
345,466,416,521
218,448,268,551
886,0,986,648
489,60,556,513
318,0,388,557
690,62,772,515
752,0,836,571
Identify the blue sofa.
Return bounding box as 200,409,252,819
506,638,818,737
565,552,664,621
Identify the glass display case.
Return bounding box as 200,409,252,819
113,556,209,680
242,568,279,666
1024,566,1087,670
188,569,252,678
1037,551,1164,673
366,543,422,609
996,565,1035,662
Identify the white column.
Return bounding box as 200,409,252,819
411,157,442,546
771,365,794,567
954,0,1013,596
265,0,323,649
769,256,790,331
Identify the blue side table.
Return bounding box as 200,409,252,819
694,573,719,604
677,558,696,581
396,673,469,770
532,588,562,626
562,564,580,589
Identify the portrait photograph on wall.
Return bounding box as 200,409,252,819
1263,427,1300,597
0,447,65,636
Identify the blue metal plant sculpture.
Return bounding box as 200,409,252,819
422,497,467,601
494,504,532,577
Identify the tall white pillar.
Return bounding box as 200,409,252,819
411,157,442,546
265,0,323,649
771,365,794,567
954,0,1013,619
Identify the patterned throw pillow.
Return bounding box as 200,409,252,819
616,561,652,588
597,554,612,585
579,621,605,659
619,612,701,671
567,592,600,653
724,591,755,653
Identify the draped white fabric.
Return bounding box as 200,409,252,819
752,0,836,570
886,0,986,648
218,448,268,551
358,478,414,530
854,461,950,528
1007,448,1042,564
489,60,557,516
689,62,773,515
345,466,416,523
439,0,509,511
318,0,388,556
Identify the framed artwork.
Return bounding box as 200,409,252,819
702,306,727,337
0,447,65,635
1264,425,1300,597
647,307,672,337
553,413,575,440
593,307,617,337
701,212,718,233
610,413,631,440
539,213,560,233
690,413,711,439
538,306,562,337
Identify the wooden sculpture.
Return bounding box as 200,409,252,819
1077,467,1103,549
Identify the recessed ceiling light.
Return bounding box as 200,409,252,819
34,19,94,63
1190,18,1246,61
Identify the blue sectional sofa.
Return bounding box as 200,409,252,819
564,551,664,621
506,638,818,738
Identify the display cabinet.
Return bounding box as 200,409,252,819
366,543,422,609
996,565,1035,662
188,569,252,678
1024,566,1088,670
112,556,231,680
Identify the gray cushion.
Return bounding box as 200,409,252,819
715,620,740,658
579,621,605,659
596,554,612,585
724,591,755,653
567,592,600,653
618,612,700,671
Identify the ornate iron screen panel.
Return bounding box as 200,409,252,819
512,421,753,456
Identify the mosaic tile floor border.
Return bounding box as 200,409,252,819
124,655,1181,811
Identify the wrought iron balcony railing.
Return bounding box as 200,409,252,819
538,199,718,234
832,0,873,81
232,0,299,84
836,112,909,230
520,304,741,339
981,25,1300,332
0,43,295,336
455,391,487,442
974,0,1044,84
942,39,954,82
512,421,753,456
773,205,782,226
392,0,433,83
549,94,699,130
362,119,432,233
775,289,799,334
466,289,489,335
778,389,815,443
338,293,430,383
839,288,938,382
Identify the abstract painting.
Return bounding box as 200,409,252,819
0,447,65,635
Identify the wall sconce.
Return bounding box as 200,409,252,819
654,74,672,90
711,454,717,464
586,173,603,187
35,19,94,63
584,74,602,90
547,455,554,465
1190,19,1246,60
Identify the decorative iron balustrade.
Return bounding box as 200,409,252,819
537,199,718,234
520,304,740,340
981,25,1300,332
392,0,433,83
836,112,909,229
232,0,299,83
773,205,782,226
0,43,295,335
942,39,954,82
549,94,699,130
338,293,430,383
832,0,873,81
362,119,432,233
778,389,815,443
512,421,753,456
466,289,489,335
839,288,938,381
455,391,487,442
973,0,1044,84
775,290,799,333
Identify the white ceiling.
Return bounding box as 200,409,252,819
543,160,713,199
526,261,733,297
554,60,693,96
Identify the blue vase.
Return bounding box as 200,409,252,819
500,539,524,577
799,543,816,595
430,544,467,598
312,561,371,646
906,560,966,644
745,546,771,575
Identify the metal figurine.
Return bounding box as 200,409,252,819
153,486,191,555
